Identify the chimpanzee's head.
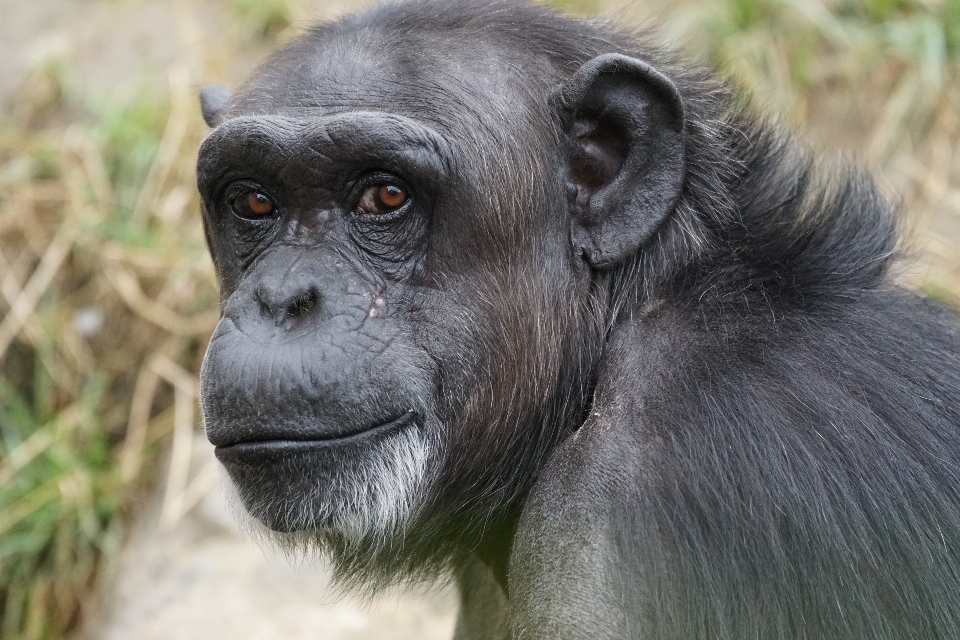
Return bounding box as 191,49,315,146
197,0,684,582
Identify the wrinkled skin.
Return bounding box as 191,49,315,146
197,2,960,639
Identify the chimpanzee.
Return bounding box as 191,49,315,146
195,1,960,638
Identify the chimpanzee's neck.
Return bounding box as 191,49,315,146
471,515,518,595
455,551,512,638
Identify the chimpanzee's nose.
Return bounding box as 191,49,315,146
254,282,320,328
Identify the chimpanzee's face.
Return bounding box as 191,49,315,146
196,29,595,547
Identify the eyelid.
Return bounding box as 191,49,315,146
228,180,268,195
355,170,410,191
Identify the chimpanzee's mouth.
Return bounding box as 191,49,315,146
213,410,417,460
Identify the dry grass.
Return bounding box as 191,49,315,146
0,61,218,637
0,0,957,637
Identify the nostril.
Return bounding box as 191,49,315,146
285,288,318,320
254,285,319,326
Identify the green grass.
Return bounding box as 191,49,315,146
0,372,114,638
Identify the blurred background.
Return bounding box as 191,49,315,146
0,0,958,638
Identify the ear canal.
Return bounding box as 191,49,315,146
199,85,233,128
556,53,686,269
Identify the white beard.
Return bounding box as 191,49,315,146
225,425,435,560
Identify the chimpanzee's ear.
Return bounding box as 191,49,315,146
555,53,685,269
199,85,233,128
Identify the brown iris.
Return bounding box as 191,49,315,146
356,183,409,215
232,191,276,218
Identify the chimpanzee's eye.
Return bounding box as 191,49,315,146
232,191,276,219
355,184,410,215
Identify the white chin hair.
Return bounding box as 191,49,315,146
225,426,433,555
329,425,432,544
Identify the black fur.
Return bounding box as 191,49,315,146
196,2,960,638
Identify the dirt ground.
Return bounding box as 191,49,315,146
79,437,457,640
